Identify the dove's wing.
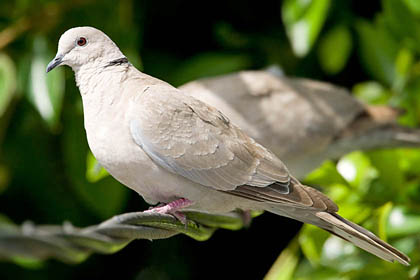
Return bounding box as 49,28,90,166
129,86,291,192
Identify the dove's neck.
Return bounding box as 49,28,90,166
74,56,130,94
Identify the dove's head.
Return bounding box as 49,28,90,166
46,26,124,73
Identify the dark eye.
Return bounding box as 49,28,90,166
77,37,87,46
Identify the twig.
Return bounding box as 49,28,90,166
0,210,245,264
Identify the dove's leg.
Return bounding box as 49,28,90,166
145,198,194,223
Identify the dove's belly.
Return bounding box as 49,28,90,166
84,115,255,213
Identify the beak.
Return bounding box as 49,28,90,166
46,54,64,73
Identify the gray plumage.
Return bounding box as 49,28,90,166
46,26,410,265
181,71,420,178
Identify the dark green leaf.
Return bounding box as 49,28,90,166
355,19,399,85
0,53,16,117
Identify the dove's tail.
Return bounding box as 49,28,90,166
266,205,410,265
232,180,410,265
315,211,410,265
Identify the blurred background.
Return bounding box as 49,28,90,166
1,0,420,279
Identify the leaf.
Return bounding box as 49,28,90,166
10,257,45,270
27,36,65,132
293,259,341,280
355,19,399,86
336,151,378,192
366,150,405,198
393,48,414,91
304,160,348,189
321,236,364,271
0,53,17,117
317,25,352,74
378,202,393,241
298,224,329,265
0,213,13,224
353,81,391,105
387,206,420,238
382,0,420,53
403,0,420,14
397,148,420,175
282,0,331,57
264,238,300,280
0,164,10,194
86,151,110,183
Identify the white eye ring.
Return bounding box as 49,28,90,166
76,37,88,47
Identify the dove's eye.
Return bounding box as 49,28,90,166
76,37,87,46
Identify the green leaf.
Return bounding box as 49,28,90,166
282,0,331,57
378,202,393,241
27,36,65,132
11,257,45,270
366,150,404,198
0,164,10,194
382,0,420,53
355,19,399,85
264,238,300,280
0,213,13,224
336,151,378,192
321,236,364,271
298,224,329,265
86,151,110,183
387,206,420,238
397,148,420,175
304,160,348,189
293,259,342,280
353,81,391,105
317,25,352,74
0,53,17,117
393,48,414,91
403,0,420,14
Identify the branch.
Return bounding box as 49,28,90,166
0,210,246,263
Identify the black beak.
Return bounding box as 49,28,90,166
46,54,64,73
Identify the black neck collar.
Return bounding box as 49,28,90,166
105,57,129,67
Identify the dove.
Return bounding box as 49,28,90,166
180,71,420,178
46,26,410,265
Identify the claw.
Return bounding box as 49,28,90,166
144,198,194,224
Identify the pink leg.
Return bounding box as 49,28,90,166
145,198,194,224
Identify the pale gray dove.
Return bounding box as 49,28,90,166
180,71,420,178
46,27,410,265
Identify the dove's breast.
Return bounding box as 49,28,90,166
77,69,258,212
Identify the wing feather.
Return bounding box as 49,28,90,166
130,87,290,191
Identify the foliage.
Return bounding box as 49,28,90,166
0,0,419,279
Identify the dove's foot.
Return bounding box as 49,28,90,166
239,209,252,227
145,198,194,224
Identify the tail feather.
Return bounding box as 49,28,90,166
316,211,410,265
